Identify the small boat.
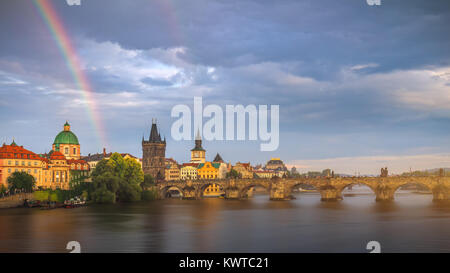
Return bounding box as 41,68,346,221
24,199,41,208
64,197,86,208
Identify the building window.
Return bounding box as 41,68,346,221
73,148,76,155
8,160,11,165
65,147,69,154
8,169,11,173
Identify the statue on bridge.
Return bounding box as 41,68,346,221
380,167,388,177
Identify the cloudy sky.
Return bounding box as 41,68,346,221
1,0,449,174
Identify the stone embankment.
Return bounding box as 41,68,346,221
0,193,34,209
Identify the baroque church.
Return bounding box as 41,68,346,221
142,119,166,180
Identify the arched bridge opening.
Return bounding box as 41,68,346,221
341,182,376,199
394,181,433,202
240,183,271,199
161,185,184,199
200,182,225,198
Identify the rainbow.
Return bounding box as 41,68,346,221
33,0,107,148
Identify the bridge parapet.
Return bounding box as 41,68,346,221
155,176,450,202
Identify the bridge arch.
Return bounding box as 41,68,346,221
393,180,433,193
160,185,184,198
339,181,377,194
289,181,319,193
239,182,271,198
199,182,226,198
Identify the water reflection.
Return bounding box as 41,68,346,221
0,191,449,253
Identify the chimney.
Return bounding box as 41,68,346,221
103,148,106,156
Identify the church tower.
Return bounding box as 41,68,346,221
142,119,166,180
190,128,206,163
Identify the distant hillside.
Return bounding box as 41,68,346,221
423,168,450,173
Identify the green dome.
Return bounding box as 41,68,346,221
53,130,79,145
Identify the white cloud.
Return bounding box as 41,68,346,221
288,153,450,175
349,63,379,71
0,70,27,85
79,40,185,88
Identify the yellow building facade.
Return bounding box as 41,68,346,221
165,158,180,181
197,162,220,179
233,162,254,179
180,163,198,180
0,141,44,188
197,162,223,197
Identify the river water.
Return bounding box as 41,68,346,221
0,189,449,253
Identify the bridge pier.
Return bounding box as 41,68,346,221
225,188,241,199
182,187,198,200
270,183,293,200
319,187,342,202
374,185,395,202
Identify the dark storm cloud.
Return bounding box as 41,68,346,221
49,0,450,75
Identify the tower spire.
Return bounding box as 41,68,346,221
149,118,162,142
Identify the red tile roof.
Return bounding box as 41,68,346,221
182,163,199,167
49,151,66,160
0,143,41,160
67,159,88,164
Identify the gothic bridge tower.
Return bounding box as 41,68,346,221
142,119,166,180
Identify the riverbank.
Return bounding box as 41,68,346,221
0,193,34,209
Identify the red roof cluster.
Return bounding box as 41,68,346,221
236,162,252,170
67,159,88,164
0,143,41,160
182,163,199,167
49,151,66,160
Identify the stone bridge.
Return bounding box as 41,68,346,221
156,176,450,202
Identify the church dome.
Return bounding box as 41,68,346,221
53,122,79,145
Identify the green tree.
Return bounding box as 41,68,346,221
226,169,241,179
91,153,144,203
0,184,6,195
141,174,155,190
7,171,36,192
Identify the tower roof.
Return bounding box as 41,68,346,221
191,127,205,151
53,122,79,145
195,128,201,140
213,153,224,163
149,121,162,142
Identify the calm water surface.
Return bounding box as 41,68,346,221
0,190,449,253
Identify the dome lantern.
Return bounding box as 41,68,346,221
64,121,70,131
